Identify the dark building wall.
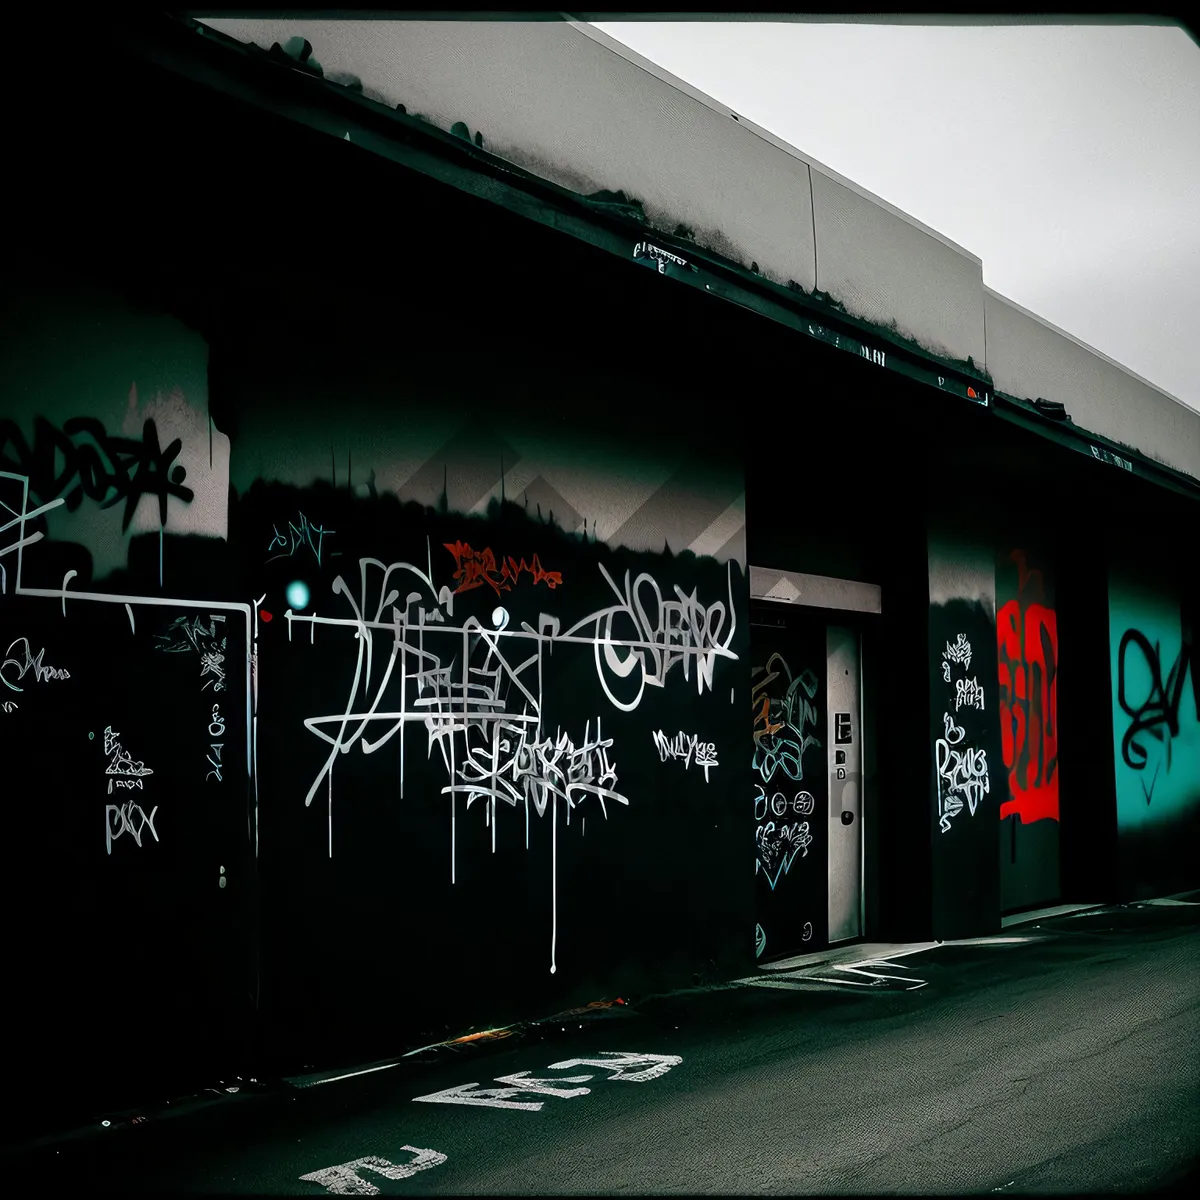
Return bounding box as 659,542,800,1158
1056,517,1120,904
926,522,1004,940
2,36,761,1128
1,261,755,1113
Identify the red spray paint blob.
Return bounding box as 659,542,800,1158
260,610,273,623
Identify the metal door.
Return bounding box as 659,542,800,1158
827,624,863,943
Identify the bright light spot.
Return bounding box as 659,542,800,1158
287,580,310,610
492,606,509,629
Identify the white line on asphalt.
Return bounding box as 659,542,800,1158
293,1061,405,1088
1002,902,1102,927
939,936,1040,947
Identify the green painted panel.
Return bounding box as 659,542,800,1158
1109,572,1200,832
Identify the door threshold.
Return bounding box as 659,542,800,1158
758,940,941,973
1000,901,1103,928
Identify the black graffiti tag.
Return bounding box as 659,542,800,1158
1117,629,1198,800
0,415,193,530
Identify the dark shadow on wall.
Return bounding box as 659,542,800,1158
873,516,934,943
1057,518,1119,904
1116,807,1200,902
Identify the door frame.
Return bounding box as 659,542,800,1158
750,584,882,954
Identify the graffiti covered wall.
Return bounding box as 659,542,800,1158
996,546,1061,912
0,285,253,1121
0,271,751,1097
928,528,1003,939
1108,562,1200,898
0,284,230,590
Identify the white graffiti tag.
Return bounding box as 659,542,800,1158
754,785,815,820
104,726,153,778
563,563,738,712
106,802,159,854
935,711,990,832
447,715,629,821
941,633,972,681
651,729,719,781
755,820,812,889
1,637,70,691
156,614,228,692
955,676,985,712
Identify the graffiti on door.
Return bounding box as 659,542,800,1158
751,652,821,783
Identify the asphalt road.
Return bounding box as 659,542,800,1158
6,898,1198,1195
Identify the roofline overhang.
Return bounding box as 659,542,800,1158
94,13,1200,503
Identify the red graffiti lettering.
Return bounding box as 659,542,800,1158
997,550,1059,824
444,541,563,597
500,554,562,591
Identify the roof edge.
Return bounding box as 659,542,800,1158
984,284,1195,418
565,16,983,266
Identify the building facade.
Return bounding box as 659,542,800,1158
2,13,1197,1133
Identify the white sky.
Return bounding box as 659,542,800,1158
593,19,1200,412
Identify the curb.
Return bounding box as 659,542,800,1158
287,996,639,1089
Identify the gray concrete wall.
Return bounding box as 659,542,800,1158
984,288,1200,480
810,167,985,366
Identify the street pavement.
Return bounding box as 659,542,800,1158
4,895,1197,1194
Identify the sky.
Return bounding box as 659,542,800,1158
591,19,1200,413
